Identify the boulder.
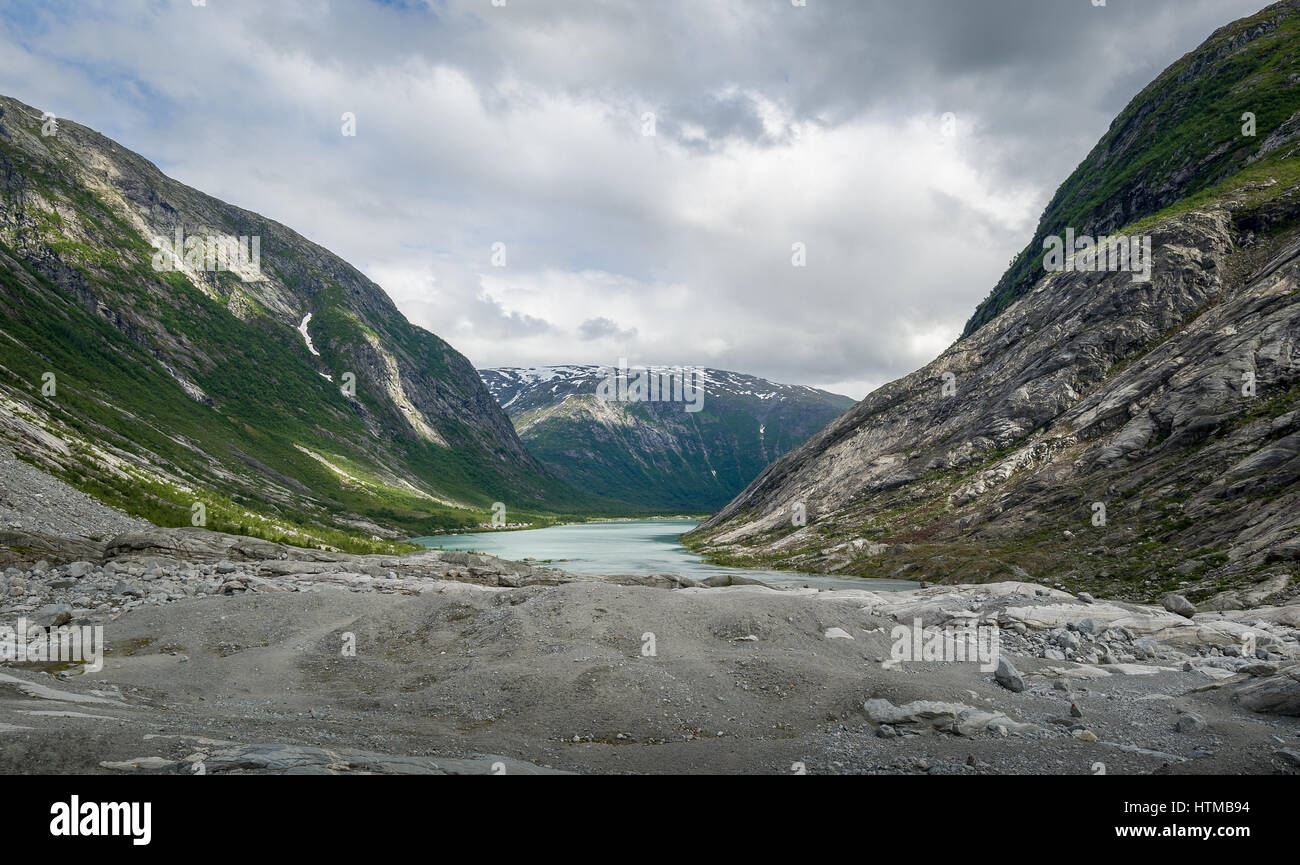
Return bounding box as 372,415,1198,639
1234,664,1300,716
1162,594,1197,618
994,657,1026,692
864,698,1037,736
31,602,72,628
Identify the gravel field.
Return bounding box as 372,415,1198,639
0,454,1297,774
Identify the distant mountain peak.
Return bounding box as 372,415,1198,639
479,365,854,511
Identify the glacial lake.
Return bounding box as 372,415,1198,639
410,519,917,592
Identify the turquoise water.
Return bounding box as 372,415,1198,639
410,519,917,592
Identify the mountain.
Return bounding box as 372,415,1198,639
686,1,1300,609
0,94,595,551
479,365,855,511
965,1,1300,336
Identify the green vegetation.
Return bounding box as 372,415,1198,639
965,4,1300,336
504,379,853,512
0,111,634,554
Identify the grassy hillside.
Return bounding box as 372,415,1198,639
965,0,1300,335
0,96,618,551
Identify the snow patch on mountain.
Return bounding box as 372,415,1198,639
297,313,320,357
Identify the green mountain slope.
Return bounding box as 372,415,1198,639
965,0,1300,336
0,94,600,551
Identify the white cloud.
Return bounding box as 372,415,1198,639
0,0,1268,400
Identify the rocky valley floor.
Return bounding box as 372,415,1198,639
0,452,1296,775
0,526,1297,774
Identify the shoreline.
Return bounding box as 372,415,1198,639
408,518,914,592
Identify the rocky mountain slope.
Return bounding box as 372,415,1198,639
0,94,596,551
479,365,854,511
966,0,1300,335
686,2,1300,609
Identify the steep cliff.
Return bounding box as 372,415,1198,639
687,3,1300,608
0,94,589,550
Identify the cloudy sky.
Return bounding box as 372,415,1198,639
0,0,1269,398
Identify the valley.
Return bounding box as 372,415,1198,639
0,455,1295,775
479,364,854,512
1,0,1299,782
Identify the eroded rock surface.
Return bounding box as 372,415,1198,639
2,557,1296,774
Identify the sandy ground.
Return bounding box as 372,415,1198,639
1,578,1297,774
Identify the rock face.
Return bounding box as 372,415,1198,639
687,5,1300,605
0,93,587,547
1234,664,1300,715
101,745,563,776
964,0,1300,335
0,524,740,623
479,366,854,511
